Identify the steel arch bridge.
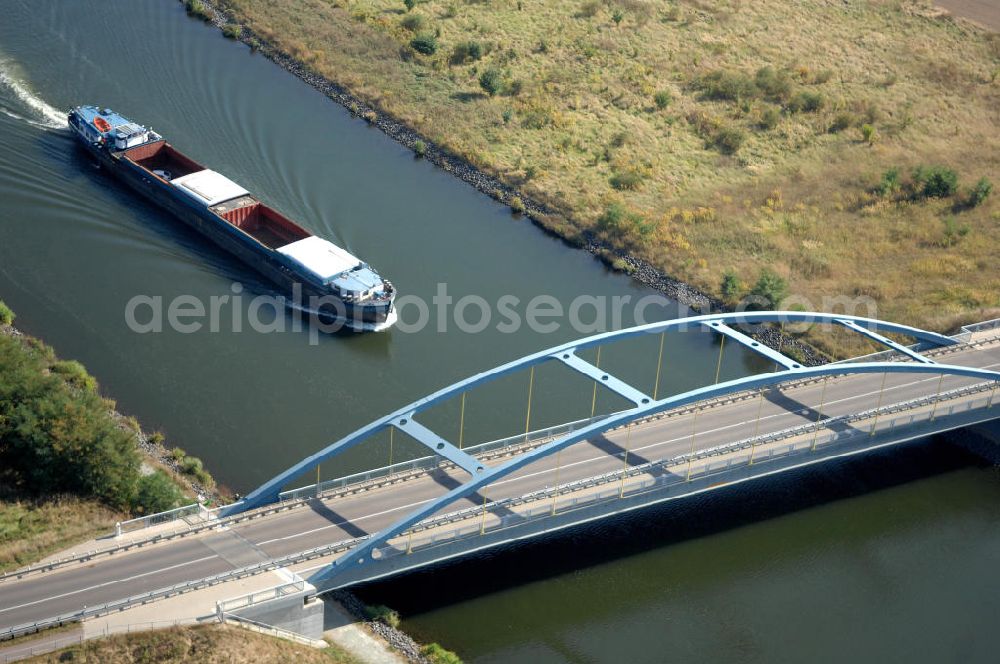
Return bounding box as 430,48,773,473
221,312,1000,585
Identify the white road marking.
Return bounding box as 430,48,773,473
252,358,1000,547
0,555,218,614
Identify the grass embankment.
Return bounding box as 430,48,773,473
22,624,360,664
0,302,207,572
211,0,998,353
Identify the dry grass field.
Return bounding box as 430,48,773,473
23,624,360,663
215,0,999,346
0,496,120,572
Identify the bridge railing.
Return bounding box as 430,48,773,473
215,578,306,615
369,385,998,561
958,318,1000,343
0,535,365,642
114,502,214,536
4,384,995,639
277,414,611,502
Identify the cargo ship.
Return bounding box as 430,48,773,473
67,105,396,331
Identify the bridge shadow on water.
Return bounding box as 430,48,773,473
351,435,990,616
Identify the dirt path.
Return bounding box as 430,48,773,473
937,0,1000,30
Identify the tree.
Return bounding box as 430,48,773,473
968,177,992,207
915,165,958,198
410,33,437,55
134,470,185,514
720,270,742,302
749,269,787,310
479,68,503,96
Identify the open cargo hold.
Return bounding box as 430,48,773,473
124,141,204,182
125,141,309,249
212,199,311,249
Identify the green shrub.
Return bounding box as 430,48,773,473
653,90,671,110
758,107,781,130
720,270,742,301
51,360,98,393
699,70,757,101
193,467,215,489
609,170,644,191
479,67,503,96
404,0,416,11
713,125,746,154
828,112,856,133
221,23,241,39
0,335,142,511
450,40,483,64
612,8,624,23
180,455,204,476
754,66,792,101
184,0,210,21
413,139,427,157
941,217,970,247
401,13,426,31
170,447,186,462
597,203,655,243
860,123,878,145
0,300,14,326
875,167,901,198
786,90,824,113
363,605,401,629
917,165,959,198
967,177,992,207
749,268,788,309
134,470,185,514
410,33,438,55
422,643,463,664
510,196,525,214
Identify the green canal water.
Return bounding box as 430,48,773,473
0,2,997,661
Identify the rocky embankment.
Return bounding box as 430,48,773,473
190,0,826,365
330,590,431,664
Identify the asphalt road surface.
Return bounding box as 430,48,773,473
2,341,998,633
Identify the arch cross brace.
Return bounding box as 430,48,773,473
222,311,962,519
308,359,1000,585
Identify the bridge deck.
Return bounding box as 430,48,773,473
2,338,998,635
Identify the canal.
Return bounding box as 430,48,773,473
1,1,998,661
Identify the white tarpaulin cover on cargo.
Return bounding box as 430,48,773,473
277,236,361,280
171,169,249,207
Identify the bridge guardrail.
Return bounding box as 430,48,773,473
8,353,996,585
3,383,995,641
0,417,615,582
0,534,365,643
380,389,998,559
215,579,306,615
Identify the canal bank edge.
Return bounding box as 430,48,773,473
0,310,224,508
186,0,703,303
0,306,444,664
178,0,826,366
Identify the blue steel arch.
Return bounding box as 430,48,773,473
225,311,962,518
216,310,1000,584
307,360,1000,583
